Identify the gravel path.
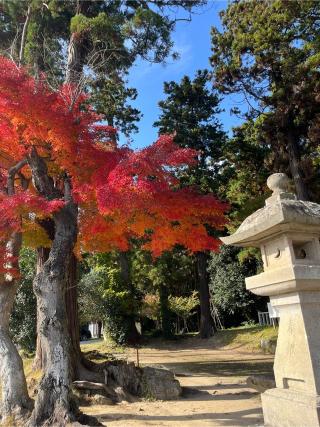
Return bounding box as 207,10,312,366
83,337,273,426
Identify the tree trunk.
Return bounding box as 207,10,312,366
34,248,83,379
159,283,174,339
118,251,130,285
196,252,214,338
183,317,188,333
33,247,50,371
97,321,102,339
66,253,81,379
33,6,89,382
287,131,310,201
0,279,32,421
65,32,85,86
118,251,140,344
0,163,32,421
28,203,78,426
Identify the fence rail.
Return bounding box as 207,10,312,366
258,311,278,327
258,311,272,326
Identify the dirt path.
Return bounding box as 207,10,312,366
82,337,273,426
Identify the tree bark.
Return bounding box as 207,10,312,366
196,252,214,338
34,253,81,378
0,279,32,421
27,150,79,425
97,321,103,339
65,32,85,87
28,203,78,426
66,253,81,379
33,16,86,377
33,247,50,371
0,163,32,422
61,26,87,376
118,251,130,285
118,251,140,344
34,244,82,381
287,130,310,201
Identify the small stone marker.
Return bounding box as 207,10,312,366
221,173,320,427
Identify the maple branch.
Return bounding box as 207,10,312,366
27,147,62,200
7,158,28,196
18,172,29,190
5,159,29,271
63,174,73,203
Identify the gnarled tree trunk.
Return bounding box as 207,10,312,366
29,204,78,426
33,11,87,381
33,17,84,379
0,279,32,421
0,162,32,422
34,248,92,381
196,252,214,338
27,148,79,425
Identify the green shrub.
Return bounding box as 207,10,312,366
79,253,141,345
10,248,37,353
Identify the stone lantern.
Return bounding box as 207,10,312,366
221,173,320,427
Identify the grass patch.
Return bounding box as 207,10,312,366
214,325,278,351
81,337,126,363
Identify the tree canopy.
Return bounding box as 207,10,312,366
210,0,320,201
0,56,227,273
154,69,226,193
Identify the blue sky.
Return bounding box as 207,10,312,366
124,1,245,149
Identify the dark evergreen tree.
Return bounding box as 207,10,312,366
222,120,273,231
154,70,227,337
154,70,226,193
90,74,141,138
208,245,267,327
211,0,320,201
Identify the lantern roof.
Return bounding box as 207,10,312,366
220,174,320,247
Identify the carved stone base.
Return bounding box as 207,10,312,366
262,388,320,427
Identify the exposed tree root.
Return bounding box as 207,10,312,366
0,405,33,427
24,356,180,426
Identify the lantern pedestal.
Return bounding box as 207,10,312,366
262,388,320,427
247,276,320,427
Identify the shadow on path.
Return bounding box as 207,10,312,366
97,407,263,426
155,359,274,378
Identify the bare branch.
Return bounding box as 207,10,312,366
8,26,20,62
7,158,28,196
19,5,32,66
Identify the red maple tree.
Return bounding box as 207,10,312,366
0,56,227,424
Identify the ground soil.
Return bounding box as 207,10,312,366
82,336,274,426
